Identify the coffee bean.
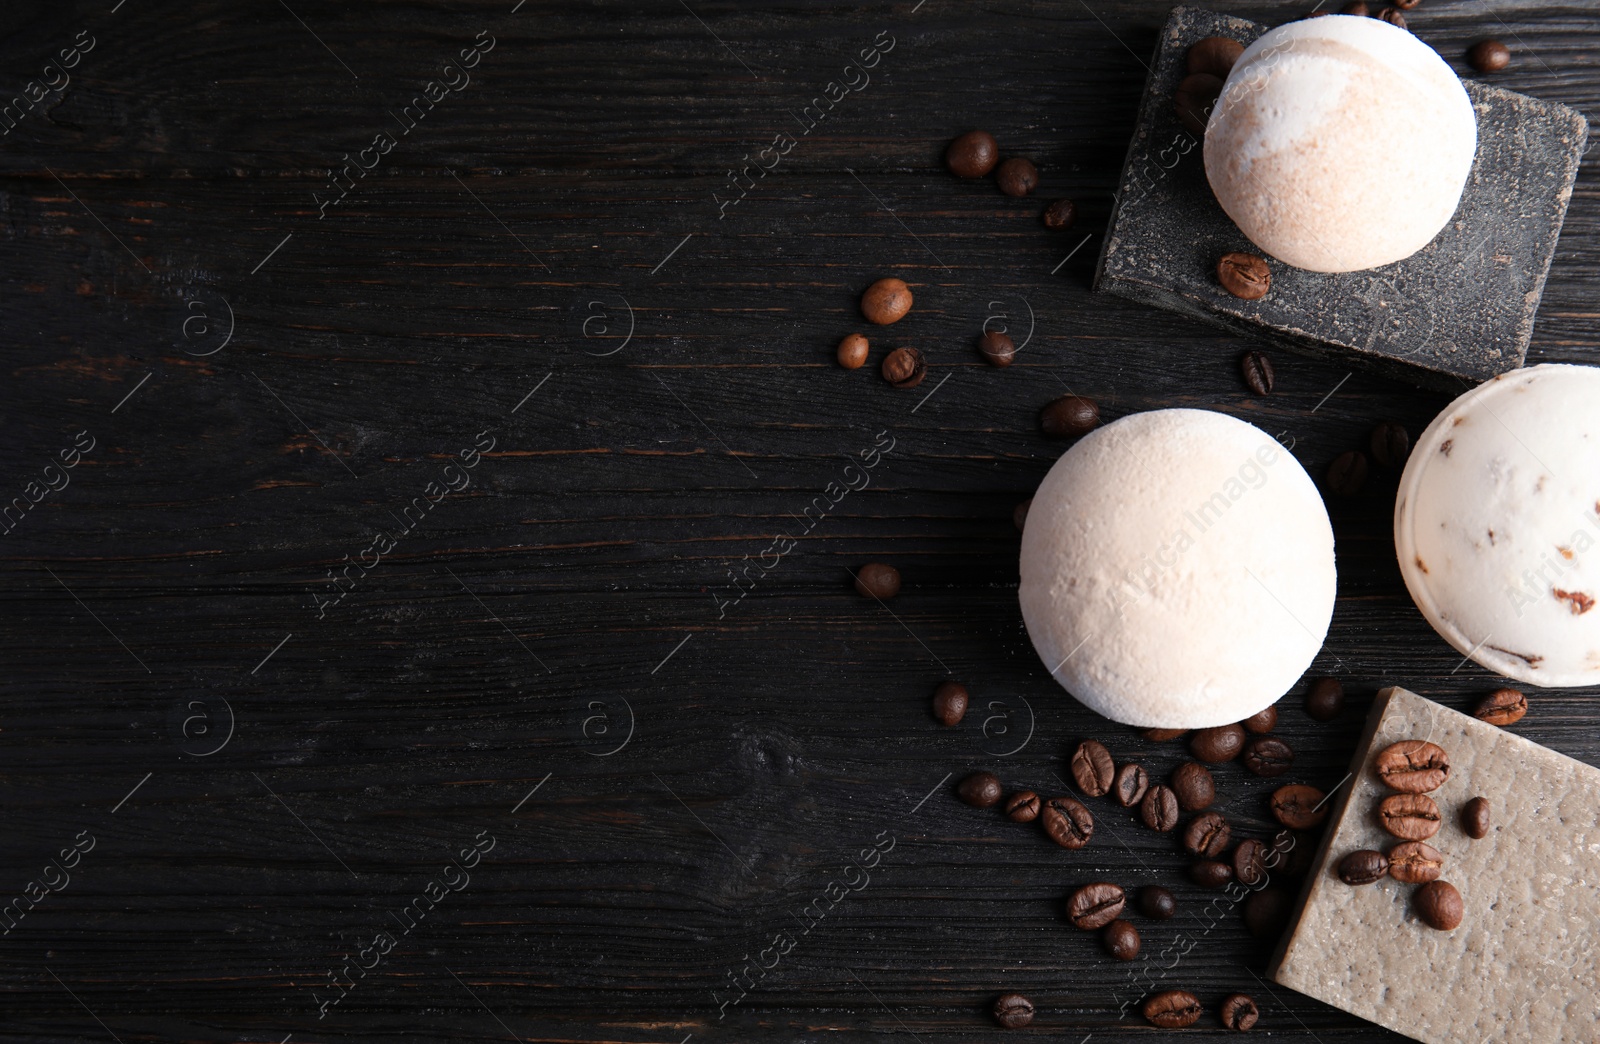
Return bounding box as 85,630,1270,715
1241,705,1278,734
1143,727,1188,742
1374,740,1451,793
1114,763,1150,808
1191,724,1246,763
836,333,870,370
1174,72,1223,137
1220,993,1260,1032
1238,350,1275,395
1244,888,1291,939
1013,498,1031,532
1171,762,1215,811
1474,688,1527,726
1388,840,1444,883
1191,859,1234,888
1241,735,1295,777
1040,395,1100,437
1234,838,1269,886
854,562,901,599
1341,1,1369,13
1468,39,1510,74
880,346,926,389
957,771,1003,808
1269,784,1329,829
1305,677,1344,721
1070,739,1116,797
1103,918,1141,960
1392,0,1419,9
1378,792,1442,841
1184,811,1231,857
993,992,1035,1028
1066,881,1126,929
996,157,1039,197
1326,450,1369,496
1186,35,1245,78
1041,795,1095,849
1139,885,1177,920
1338,849,1390,885
1414,879,1464,931
1144,989,1203,1029
932,680,968,725
1377,7,1407,28
1004,790,1041,823
1042,198,1077,231
1218,252,1272,300
861,277,913,325
978,330,1016,368
946,130,1000,178
1462,796,1491,839
1369,421,1411,468
1140,784,1180,831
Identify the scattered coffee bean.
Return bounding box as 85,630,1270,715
1392,0,1419,9
1013,498,1031,532
1338,849,1390,885
1041,795,1095,849
1114,763,1150,808
1187,35,1245,78
947,130,1000,178
1369,421,1411,468
1305,677,1344,721
1005,790,1042,823
1270,784,1329,830
1234,838,1269,886
1474,688,1527,726
1184,811,1231,857
1144,989,1203,1029
978,330,1016,367
861,277,913,325
1103,918,1141,961
1239,349,1275,395
1468,39,1510,74
1378,792,1442,841
1220,993,1260,1032
1171,762,1215,811
1377,7,1407,28
1066,881,1126,929
1140,784,1181,831
836,333,870,370
1341,0,1369,13
880,346,926,389
1218,252,1272,300
932,680,968,726
1139,885,1177,920
1326,449,1369,496
1042,198,1077,231
1191,723,1246,763
1143,727,1188,742
854,562,901,599
1462,796,1491,839
1374,740,1451,793
1244,888,1291,939
1388,840,1444,883
1174,73,1223,137
1041,395,1100,437
993,991,1035,1028
957,770,1003,808
1241,735,1295,777
1070,739,1116,797
1191,859,1234,888
1241,705,1278,734
1414,879,1464,931
995,157,1039,197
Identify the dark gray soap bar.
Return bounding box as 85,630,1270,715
1093,6,1589,391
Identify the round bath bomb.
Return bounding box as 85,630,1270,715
1204,15,1477,273
1019,409,1336,727
1396,364,1600,686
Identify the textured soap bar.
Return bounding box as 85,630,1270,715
1270,686,1600,1042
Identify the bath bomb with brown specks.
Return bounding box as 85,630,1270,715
1204,15,1477,273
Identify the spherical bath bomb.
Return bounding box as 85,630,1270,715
1204,15,1477,273
1019,409,1336,728
1396,364,1600,686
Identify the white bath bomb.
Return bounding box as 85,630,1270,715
1396,364,1600,687
1204,15,1477,273
1019,409,1336,728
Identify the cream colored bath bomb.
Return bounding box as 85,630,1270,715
1204,15,1477,273
1395,364,1600,686
1019,409,1336,728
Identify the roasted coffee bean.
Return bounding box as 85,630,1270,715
1388,840,1444,883
1144,989,1204,1029
1244,888,1291,939
996,157,1039,197
1184,811,1231,857
957,770,1003,808
1377,7,1407,28
1042,198,1077,231
1326,450,1369,496
1174,72,1223,137
1041,395,1100,437
1171,762,1215,811
854,562,902,599
1218,252,1272,300
932,680,968,725
861,277,913,325
1305,677,1345,721
1139,885,1177,920
1191,859,1234,888
1369,421,1411,468
1374,740,1451,793
1140,784,1181,831
946,130,1000,178
1103,918,1141,961
993,992,1035,1028
1241,735,1295,777
880,346,926,388
1341,0,1369,13
1393,0,1419,9
1143,727,1188,742
1338,849,1390,885
1041,795,1095,849
1070,739,1116,797
836,333,870,370
1269,784,1329,830
1462,796,1491,839
1191,724,1246,763
978,330,1016,368
1234,838,1269,886
1187,35,1245,78
1005,790,1041,823
1220,993,1260,1032
1239,349,1276,395
1066,881,1126,929
1241,705,1278,734
1474,688,1527,726
1013,498,1031,532
1113,763,1150,808
1379,792,1442,841
1414,880,1464,931
1468,39,1510,73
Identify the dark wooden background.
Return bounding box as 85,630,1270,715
3,0,1597,1040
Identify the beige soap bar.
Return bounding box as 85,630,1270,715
1270,686,1600,1042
